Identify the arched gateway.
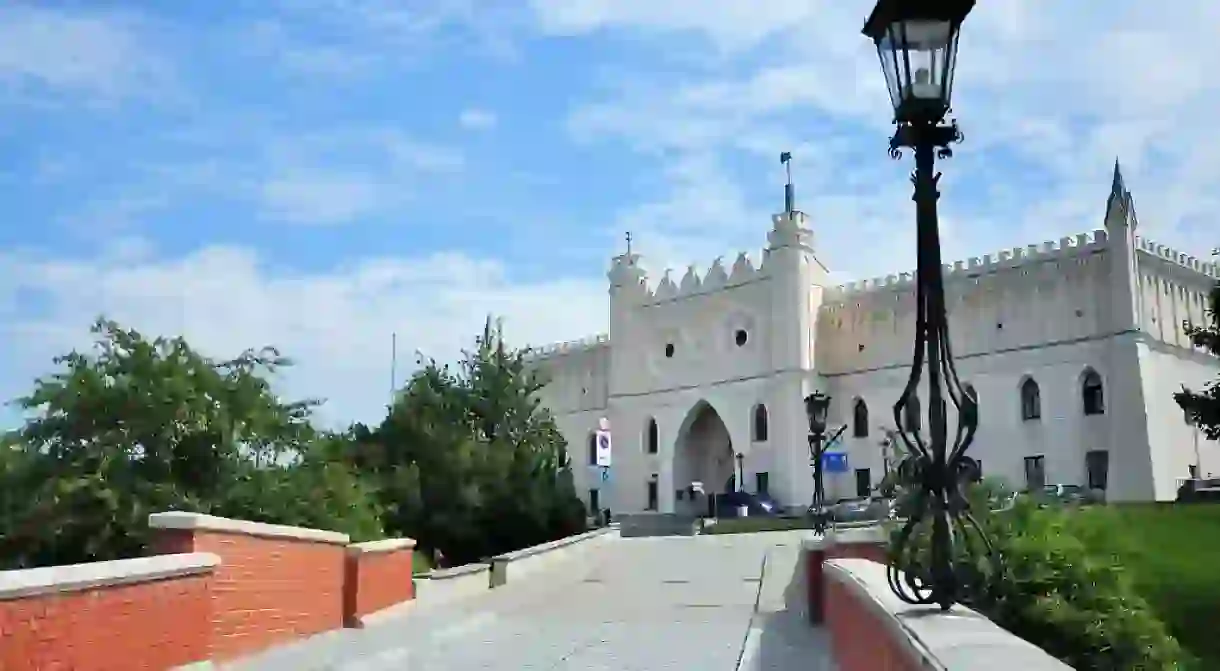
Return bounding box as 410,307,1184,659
672,400,736,515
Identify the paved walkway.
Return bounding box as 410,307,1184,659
227,532,837,671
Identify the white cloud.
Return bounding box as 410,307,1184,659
0,5,176,105
459,108,498,130
259,172,393,225
0,244,608,428
540,0,1220,280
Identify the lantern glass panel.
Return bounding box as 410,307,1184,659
879,19,958,122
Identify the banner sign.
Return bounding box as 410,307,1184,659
822,451,849,474
594,429,612,467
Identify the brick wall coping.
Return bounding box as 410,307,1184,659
346,538,417,555
492,526,615,563
425,562,491,580
828,525,887,545
148,511,351,545
825,558,1072,670
801,535,832,551
0,552,220,601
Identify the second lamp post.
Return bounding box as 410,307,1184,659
805,392,843,535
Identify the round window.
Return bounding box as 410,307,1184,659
734,329,748,347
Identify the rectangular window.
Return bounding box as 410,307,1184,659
588,489,600,516
1023,456,1046,491
646,480,658,510
1085,450,1109,491
755,471,770,495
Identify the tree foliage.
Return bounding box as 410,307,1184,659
347,318,586,565
887,478,1187,669
0,316,583,571
1176,280,1220,440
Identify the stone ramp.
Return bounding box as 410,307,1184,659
739,535,838,671
225,532,835,670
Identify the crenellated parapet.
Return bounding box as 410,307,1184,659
639,250,768,305
1134,236,1220,279
526,333,610,361
833,229,1111,298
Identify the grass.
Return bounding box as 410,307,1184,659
1070,503,1220,669
700,516,813,535
698,515,882,535
412,549,433,575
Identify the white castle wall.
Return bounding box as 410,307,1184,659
529,195,1220,510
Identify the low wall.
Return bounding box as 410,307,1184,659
824,558,1073,670
489,527,616,586
803,525,1073,670
150,511,351,661
0,553,219,671
344,538,417,628
413,562,492,604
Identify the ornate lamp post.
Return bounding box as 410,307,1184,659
805,392,843,535
861,0,992,611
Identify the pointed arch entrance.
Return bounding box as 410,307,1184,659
673,400,736,514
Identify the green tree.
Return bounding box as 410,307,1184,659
0,318,380,569
1176,279,1220,440
366,317,585,565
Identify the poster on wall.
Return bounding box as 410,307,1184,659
595,429,612,467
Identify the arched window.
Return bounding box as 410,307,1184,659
1082,370,1105,415
753,404,769,442
903,395,921,431
587,432,597,465
852,399,869,437
1020,378,1041,421
645,418,659,454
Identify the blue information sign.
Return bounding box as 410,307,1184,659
822,452,849,474
588,465,612,486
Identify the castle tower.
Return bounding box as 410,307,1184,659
767,153,831,506
1101,158,1156,501
1104,158,1140,333
607,237,647,397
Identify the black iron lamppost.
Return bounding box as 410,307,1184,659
862,0,992,611
805,392,844,535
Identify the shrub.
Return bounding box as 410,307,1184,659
889,480,1188,669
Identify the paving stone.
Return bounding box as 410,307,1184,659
226,531,836,671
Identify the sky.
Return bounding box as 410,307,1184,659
1,1,1218,429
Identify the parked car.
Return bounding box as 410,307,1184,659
827,496,883,523
1038,484,1086,505
1177,477,1220,503
713,491,781,518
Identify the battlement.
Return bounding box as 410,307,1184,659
834,229,1110,297
1135,235,1220,279
526,333,610,360
632,250,768,305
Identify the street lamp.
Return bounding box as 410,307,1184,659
805,392,843,535
862,0,993,611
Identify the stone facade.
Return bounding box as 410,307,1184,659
530,163,1220,512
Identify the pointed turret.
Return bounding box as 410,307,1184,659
1105,157,1138,231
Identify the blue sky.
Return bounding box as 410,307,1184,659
1,1,1217,428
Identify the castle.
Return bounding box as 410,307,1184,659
529,162,1220,514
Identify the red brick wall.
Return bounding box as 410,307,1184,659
343,547,414,626
155,528,346,661
0,568,213,671
829,541,888,563
825,574,921,671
